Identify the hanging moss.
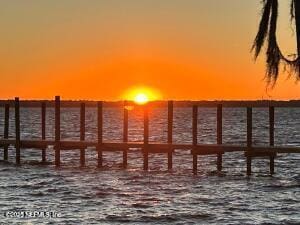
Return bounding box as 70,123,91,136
252,0,300,86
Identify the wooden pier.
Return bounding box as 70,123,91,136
0,96,300,175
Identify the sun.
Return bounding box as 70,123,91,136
134,93,149,105
122,86,161,104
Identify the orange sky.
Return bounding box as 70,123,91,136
0,0,299,100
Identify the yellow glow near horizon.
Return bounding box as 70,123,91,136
123,86,161,104
134,93,149,104
0,2,299,100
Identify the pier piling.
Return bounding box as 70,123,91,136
246,107,252,176
167,101,173,170
15,97,21,165
41,102,46,162
143,105,149,171
3,104,9,160
217,104,223,171
0,97,299,175
123,101,128,168
80,103,86,167
55,96,61,167
192,105,198,175
269,106,275,174
97,101,103,168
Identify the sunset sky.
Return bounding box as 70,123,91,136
0,0,299,100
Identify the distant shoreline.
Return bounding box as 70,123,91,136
0,100,300,107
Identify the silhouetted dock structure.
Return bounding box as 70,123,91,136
0,96,300,175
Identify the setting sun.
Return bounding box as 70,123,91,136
134,93,149,105
122,86,161,104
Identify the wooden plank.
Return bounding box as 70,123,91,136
192,105,198,146
3,104,9,160
147,146,174,153
168,101,173,143
41,102,46,162
217,104,223,171
168,100,173,170
15,142,299,154
246,156,251,176
21,140,49,149
0,139,20,145
101,146,128,152
122,148,128,168
100,142,237,151
55,96,61,167
191,149,225,155
269,106,275,146
123,101,128,168
247,107,252,148
244,151,276,157
97,101,103,167
250,146,300,153
192,144,244,152
15,97,21,165
144,105,149,145
197,144,243,152
11,140,300,154
2,100,300,108
147,143,300,153
123,101,128,142
193,154,197,175
192,105,198,174
269,106,275,174
217,104,223,145
60,140,95,148
143,105,149,170
269,147,300,153
80,102,85,167
246,107,252,175
270,156,275,175
56,141,139,149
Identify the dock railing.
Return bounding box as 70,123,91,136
0,96,299,175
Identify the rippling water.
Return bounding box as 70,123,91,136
0,107,299,224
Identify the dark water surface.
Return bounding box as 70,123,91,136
0,107,299,224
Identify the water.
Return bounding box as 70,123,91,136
0,107,299,224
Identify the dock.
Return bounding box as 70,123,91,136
1,96,300,175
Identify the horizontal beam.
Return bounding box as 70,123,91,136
0,139,299,153
191,149,225,155
1,100,300,108
251,146,300,154
245,151,276,158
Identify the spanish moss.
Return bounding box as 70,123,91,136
252,0,300,86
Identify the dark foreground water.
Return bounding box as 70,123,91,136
0,107,299,224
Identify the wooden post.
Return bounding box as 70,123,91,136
55,96,61,167
217,104,223,171
269,106,275,174
80,103,86,167
269,106,275,147
246,107,252,176
123,101,128,168
15,97,21,165
192,105,198,146
270,156,275,175
97,101,103,168
3,104,9,160
193,154,198,175
167,101,173,170
143,105,149,171
41,102,46,162
192,105,198,174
